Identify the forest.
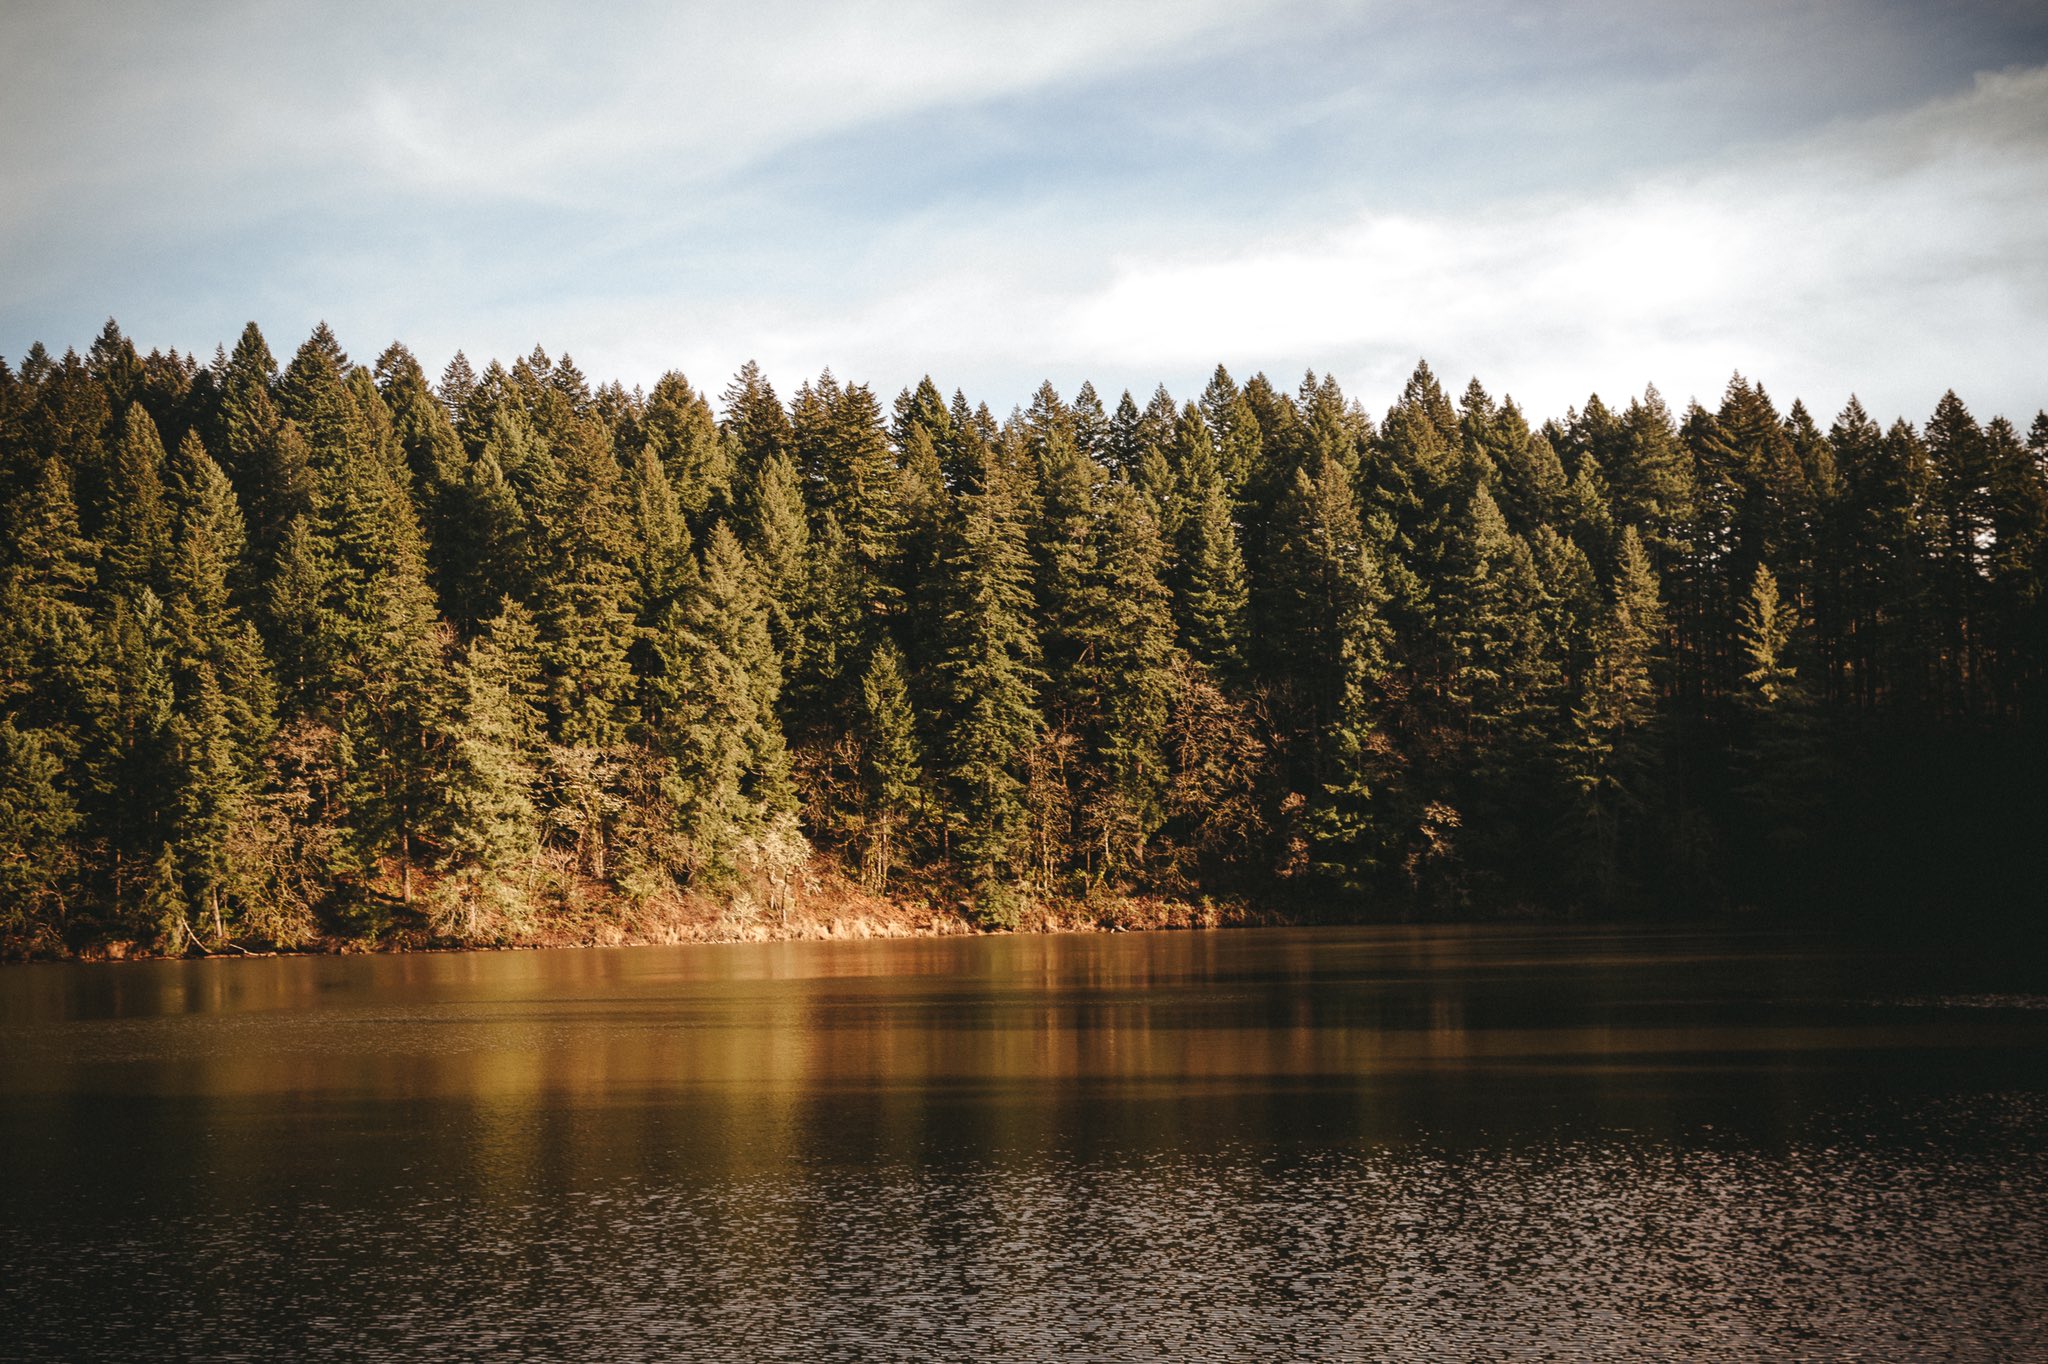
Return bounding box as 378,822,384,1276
1,319,2044,956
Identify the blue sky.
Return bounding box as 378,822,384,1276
4,0,2045,424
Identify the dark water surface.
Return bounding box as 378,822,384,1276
4,926,2046,1360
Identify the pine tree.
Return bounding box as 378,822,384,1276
1562,526,1665,908
0,458,98,739
736,448,812,659
83,590,178,925
164,431,274,759
1172,404,1250,675
143,840,189,953
1268,452,1393,891
1199,365,1261,503
624,443,694,615
443,598,545,882
0,717,78,939
641,371,729,528
1439,482,1551,745
1073,482,1180,876
719,360,792,492
935,461,1044,915
1925,390,1992,713
535,418,638,748
216,323,305,566
858,639,922,891
1984,416,2048,715
166,661,246,941
1031,424,1101,720
1732,563,1828,896
1612,387,1694,564
440,448,531,631
99,403,173,601
644,526,794,884
1468,393,1566,537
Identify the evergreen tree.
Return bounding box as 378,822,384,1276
935,461,1043,915
443,598,545,883
1562,526,1665,908
640,371,729,528
858,639,922,891
719,360,792,491
0,458,98,740
736,448,812,658
1268,452,1393,890
535,418,638,748
1925,390,1992,713
1732,563,1828,893
644,526,794,884
1073,482,1180,876
1174,424,1251,675
99,404,173,601
0,717,78,939
1031,424,1102,719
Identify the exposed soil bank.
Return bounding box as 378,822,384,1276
9,872,1313,964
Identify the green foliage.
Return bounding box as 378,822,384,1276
936,460,1043,893
5,322,2047,947
858,639,922,891
0,718,78,938
443,598,545,881
639,526,793,887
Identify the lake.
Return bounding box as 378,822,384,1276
3,925,2045,1360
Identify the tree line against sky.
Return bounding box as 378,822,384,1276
2,320,2043,952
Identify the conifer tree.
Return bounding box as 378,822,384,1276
166,661,245,939
624,443,694,615
1031,424,1101,719
935,460,1043,914
0,718,77,938
644,526,794,883
1731,563,1828,890
1925,390,1992,713
1467,392,1565,537
1268,452,1393,889
720,360,792,492
83,590,177,921
1199,365,1261,502
164,432,274,760
0,458,98,740
216,323,308,566
1172,405,1250,674
1437,482,1553,774
535,418,638,748
443,598,545,885
1612,387,1694,563
99,404,173,601
1562,526,1665,907
858,639,922,891
736,449,812,659
439,448,531,631
640,371,729,528
1073,482,1180,875
1071,381,1111,466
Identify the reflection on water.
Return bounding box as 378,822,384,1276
2,927,2045,1359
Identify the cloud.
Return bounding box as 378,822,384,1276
5,3,2045,428
0,0,1300,212
720,62,2048,422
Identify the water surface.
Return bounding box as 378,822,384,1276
3,926,2045,1359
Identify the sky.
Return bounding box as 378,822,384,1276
3,0,2046,425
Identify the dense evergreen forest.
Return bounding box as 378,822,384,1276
2,319,2044,956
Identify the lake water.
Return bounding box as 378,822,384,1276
3,926,2046,1360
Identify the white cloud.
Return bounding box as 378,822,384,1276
625,58,2039,422
1,0,1306,211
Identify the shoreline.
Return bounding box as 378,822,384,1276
4,885,1335,965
